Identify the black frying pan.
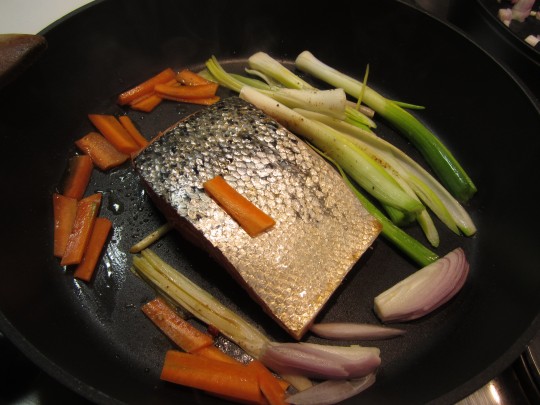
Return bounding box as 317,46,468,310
1,0,539,404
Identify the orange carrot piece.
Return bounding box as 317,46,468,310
53,193,78,258
75,132,129,170
160,350,263,405
141,297,213,353
176,69,212,86
88,114,140,155
157,95,220,106
73,217,112,282
193,345,240,365
60,193,102,266
117,68,176,105
62,155,94,200
247,360,289,405
129,94,163,112
203,176,276,237
154,82,218,99
118,115,149,148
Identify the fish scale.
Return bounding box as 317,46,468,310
134,96,381,339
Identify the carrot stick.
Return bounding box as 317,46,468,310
160,350,263,405
192,345,240,365
88,114,140,155
247,360,289,405
117,68,176,105
154,82,218,99
73,217,112,282
75,132,130,171
176,69,212,86
203,176,276,237
62,155,94,200
129,94,163,112
60,193,102,266
118,115,149,148
53,193,78,258
157,95,220,106
142,297,213,353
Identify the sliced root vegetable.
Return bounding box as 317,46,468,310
53,193,78,258
203,175,276,237
88,114,140,155
141,296,214,353
247,360,289,405
160,350,263,405
154,82,219,100
62,155,94,200
75,132,130,171
193,345,240,365
60,193,102,266
117,67,176,105
260,343,380,380
285,373,376,405
73,217,112,282
130,93,163,112
310,323,405,340
374,247,469,322
118,115,149,148
176,69,212,86
157,95,220,105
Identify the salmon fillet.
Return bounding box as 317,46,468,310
133,97,381,339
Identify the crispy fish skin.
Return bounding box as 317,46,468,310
133,97,381,339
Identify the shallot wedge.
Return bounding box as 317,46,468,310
374,247,469,322
285,373,376,405
310,322,405,340
260,342,381,380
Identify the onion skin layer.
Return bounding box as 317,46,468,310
285,373,376,405
374,247,469,323
260,342,381,380
310,323,405,340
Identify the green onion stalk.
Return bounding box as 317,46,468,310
295,51,477,203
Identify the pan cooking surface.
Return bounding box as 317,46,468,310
1,0,539,404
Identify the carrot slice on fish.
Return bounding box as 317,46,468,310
88,114,140,155
118,115,149,148
117,68,176,105
75,132,129,170
203,175,275,237
141,297,214,353
176,69,212,86
73,217,112,282
53,193,78,258
160,350,263,405
60,193,102,266
154,82,219,100
62,155,94,200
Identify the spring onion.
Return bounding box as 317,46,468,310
295,50,477,202
240,86,423,215
294,109,476,237
248,51,314,90
308,142,439,266
132,248,270,358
